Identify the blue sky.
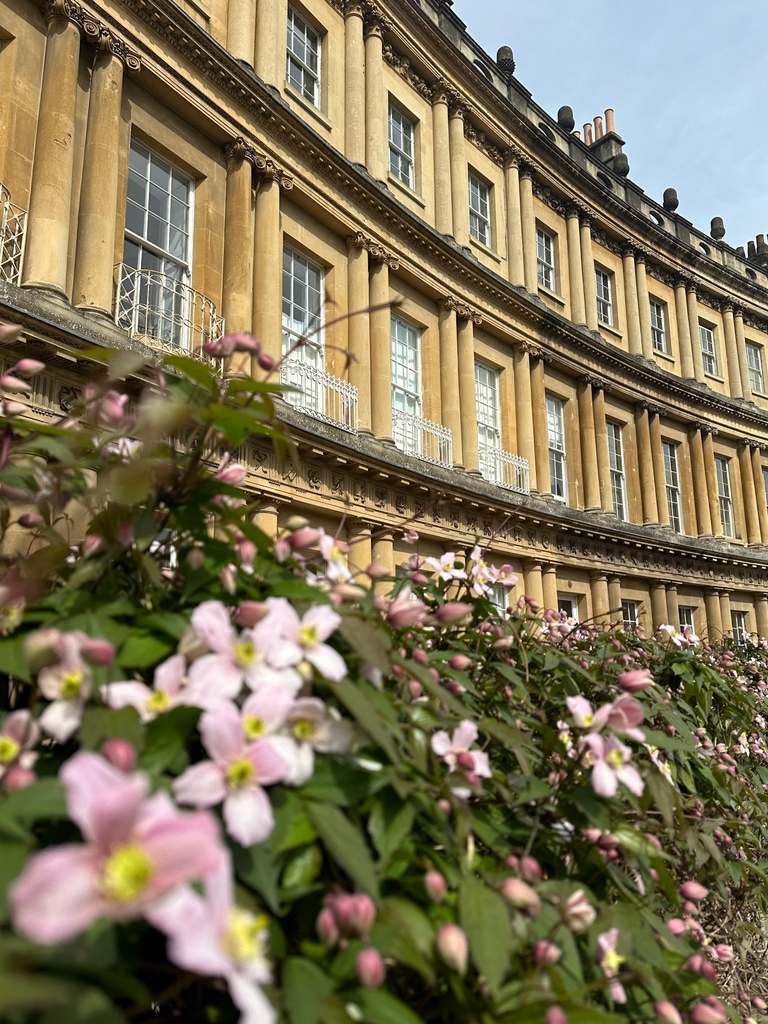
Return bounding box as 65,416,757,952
452,0,768,253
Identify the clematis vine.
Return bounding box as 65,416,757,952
277,603,347,682
102,654,193,722
597,928,627,1004
431,720,491,794
37,633,93,742
277,698,355,786
0,709,39,781
580,733,644,798
318,531,353,583
423,552,468,583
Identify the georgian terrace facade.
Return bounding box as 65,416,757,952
3,0,768,638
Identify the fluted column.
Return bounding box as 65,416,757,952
513,344,536,492
702,427,723,537
346,234,372,432
722,302,743,399
674,278,695,378
519,166,537,293
752,445,768,544
593,383,613,513
228,0,256,65
504,151,525,288
448,103,469,246
565,204,586,325
578,377,600,511
542,563,558,612
621,244,642,356
438,298,463,468
530,350,550,496
523,560,544,609
705,589,723,640
254,503,280,539
347,519,373,576
253,158,293,367
344,2,366,166
431,85,452,236
635,252,653,359
457,307,480,473
719,591,732,636
755,594,768,638
688,426,712,536
254,0,284,86
650,581,669,630
607,575,623,623
739,441,761,546
590,571,610,625
221,140,256,361
649,408,670,527
666,584,679,631
580,214,598,330
634,403,658,524
23,4,83,296
687,284,705,382
734,308,753,402
364,14,387,181
369,248,398,442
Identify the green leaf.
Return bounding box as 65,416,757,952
79,706,144,753
305,801,379,898
459,875,513,995
0,636,31,681
0,972,76,1015
367,791,415,866
3,778,67,820
356,989,425,1024
116,630,174,669
163,353,217,390
332,677,401,764
284,957,334,1024
138,706,201,775
0,841,29,921
234,840,281,913
283,844,323,888
338,616,391,673
300,759,384,807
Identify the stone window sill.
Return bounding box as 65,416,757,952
598,321,624,342
388,174,426,209
537,285,565,308
283,84,332,132
653,348,676,365
704,372,725,385
469,236,502,264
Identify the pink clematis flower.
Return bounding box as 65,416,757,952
317,532,353,583
580,733,644,798
431,721,491,781
424,552,468,583
0,710,39,781
605,695,645,742
386,586,431,628
37,633,93,742
173,703,288,846
10,752,224,945
102,654,192,722
566,695,610,731
149,854,275,1024
277,603,346,682
597,928,627,1004
276,698,355,786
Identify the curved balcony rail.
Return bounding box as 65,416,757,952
392,409,453,468
478,444,531,494
0,183,27,285
280,356,358,433
114,263,224,359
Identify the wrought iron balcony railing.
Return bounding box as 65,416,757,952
478,444,531,494
280,357,358,433
392,409,453,468
114,263,224,358
0,184,27,285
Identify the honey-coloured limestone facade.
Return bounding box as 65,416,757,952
2,0,768,639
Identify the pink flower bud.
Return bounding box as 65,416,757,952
531,940,561,965
583,828,602,844
448,654,472,670
17,513,43,528
365,562,390,579
236,540,257,567
186,548,205,569
436,924,468,973
424,870,447,903
220,564,237,595
23,628,62,673
407,680,422,698
80,637,115,666
437,799,451,815
711,944,734,962
520,856,542,883
329,893,357,932
3,399,26,416
13,359,45,376
654,1001,682,1024
204,336,237,357
752,997,768,1011
232,333,262,354
4,766,36,792
665,918,687,936
257,352,276,371
687,954,715,980
0,374,30,392
82,534,104,557
456,751,475,771
216,463,247,486
101,738,136,773
689,1004,727,1024
680,881,709,902
436,603,473,624
618,669,654,692
545,1009,568,1024
349,894,376,937
316,907,339,947
501,878,541,917
235,601,268,627
356,948,386,989
273,538,291,562
98,390,128,427
290,527,322,550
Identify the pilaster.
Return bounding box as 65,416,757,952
504,150,525,289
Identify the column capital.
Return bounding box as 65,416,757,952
637,398,665,415
686,280,698,297
89,25,142,71
343,0,365,18
431,77,459,107
589,570,608,583
739,437,761,451
733,304,745,319
578,373,610,391
42,0,93,28
518,161,536,182
720,299,735,314
368,243,400,270
520,341,551,364
690,420,717,435
503,145,525,169
440,295,482,323
223,136,258,168
565,199,587,220
253,154,294,190
346,231,373,252
621,239,639,260
363,3,392,36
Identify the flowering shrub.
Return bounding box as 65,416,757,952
0,328,767,1023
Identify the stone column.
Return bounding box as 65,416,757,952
649,408,670,527
580,213,598,330
739,440,761,545
608,575,623,623
504,151,525,288
346,234,372,432
228,0,256,65
344,2,366,166
347,519,373,575
577,377,600,511
519,166,538,293
74,33,137,315
674,278,695,378
542,563,558,612
448,103,469,246
755,593,768,639
704,589,723,639
457,308,480,473
593,383,613,513
523,560,544,609
566,204,586,324
431,84,453,236
621,244,642,356
438,297,463,468
719,591,732,636
634,403,658,524
722,302,744,399
702,427,723,537
687,284,705,382
254,503,280,539
590,571,610,625
734,308,753,402
221,139,256,354
666,583,679,631
513,343,537,492
530,350,550,496
635,252,654,360
369,249,398,442
254,0,284,86
650,581,668,630
252,158,293,367
364,14,387,181
371,528,395,591
688,426,712,536
752,445,768,544
23,4,83,296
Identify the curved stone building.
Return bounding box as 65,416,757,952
3,0,768,637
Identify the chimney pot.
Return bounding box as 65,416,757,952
757,234,765,248
604,108,615,133
737,246,745,256
573,129,581,140
583,123,593,145
594,115,604,140
748,240,756,258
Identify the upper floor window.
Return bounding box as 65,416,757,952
607,421,627,520
546,394,567,502
391,315,421,454
679,606,695,632
282,246,324,411
762,466,768,510
536,227,555,290
490,583,508,615
388,105,415,189
468,173,491,247
747,342,765,394
662,440,683,533
286,7,320,107
699,323,718,376
595,268,613,326
650,299,667,353
475,360,502,482
731,610,748,645
557,595,576,619
714,455,734,538
621,600,640,633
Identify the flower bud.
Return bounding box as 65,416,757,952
17,513,43,528
407,680,422,698
349,894,376,937
531,940,561,965
424,870,447,903
356,948,385,989
561,889,595,932
456,751,475,771
2,400,26,416
618,669,654,692
236,539,257,567
220,564,237,595
102,738,136,773
216,463,247,486
316,907,339,947
665,918,687,937
545,1009,568,1024
448,654,472,670
520,856,542,883
0,374,30,392
257,352,276,371
689,1004,727,1024
680,880,709,902
186,548,205,570
82,534,104,557
290,526,322,550
752,997,768,1011
711,944,734,962
235,601,268,627
654,1001,682,1024
286,515,309,531
501,878,540,917
436,603,473,624
436,924,468,974
4,766,36,792
23,628,62,673
13,359,45,376
365,562,390,580
80,638,116,666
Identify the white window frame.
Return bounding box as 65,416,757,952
595,267,614,326
621,600,640,633
490,584,508,615
746,342,765,394
715,455,734,538
731,610,748,644
607,421,627,520
650,299,667,353
699,323,718,376
546,394,567,503
282,245,325,412
286,7,321,108
475,360,502,483
762,466,768,513
468,172,491,247
536,226,555,291
388,104,415,190
390,315,422,455
662,441,683,533
679,606,695,632
557,595,576,619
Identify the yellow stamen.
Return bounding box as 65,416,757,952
221,907,269,963
293,720,314,741
243,716,265,740
0,736,20,764
583,714,594,726
234,641,256,667
101,844,154,903
227,757,254,789
602,949,625,974
146,690,170,714
298,625,319,647
606,749,624,769
60,671,83,700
